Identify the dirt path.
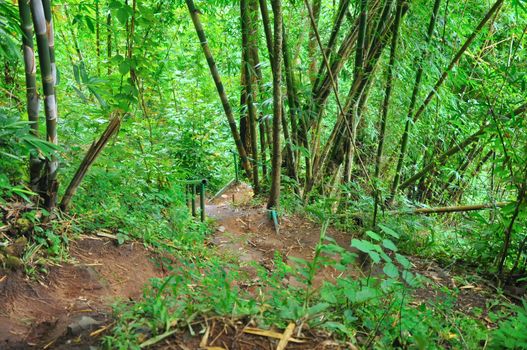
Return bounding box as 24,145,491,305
0,237,168,349
0,183,502,349
206,183,361,291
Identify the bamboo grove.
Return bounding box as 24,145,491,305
0,0,526,277
186,0,526,275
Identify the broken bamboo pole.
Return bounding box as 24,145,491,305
393,202,510,215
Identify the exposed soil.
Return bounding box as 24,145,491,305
208,182,363,291
1,182,506,349
0,237,168,349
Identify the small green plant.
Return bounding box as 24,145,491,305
490,300,527,349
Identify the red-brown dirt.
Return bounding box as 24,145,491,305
1,182,504,349
0,237,168,349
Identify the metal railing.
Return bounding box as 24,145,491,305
184,150,279,233
184,179,207,222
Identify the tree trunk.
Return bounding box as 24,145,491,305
241,0,260,193
267,0,283,209
390,0,441,198
107,10,112,75
60,115,121,211
95,0,101,75
312,0,350,93
30,0,59,210
41,0,56,84
18,0,42,192
373,0,403,227
391,0,504,197
307,0,321,85
185,0,252,178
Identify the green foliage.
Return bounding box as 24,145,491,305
0,110,57,201
491,300,527,349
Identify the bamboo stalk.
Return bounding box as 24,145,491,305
18,0,42,191
312,0,350,92
30,0,59,210
95,0,101,75
107,11,112,75
267,0,283,209
185,0,252,179
241,0,260,193
399,127,486,191
392,0,504,197
373,0,404,226
307,0,322,85
41,0,56,84
390,0,441,198
283,24,303,174
399,102,526,192
395,202,510,215
60,115,121,211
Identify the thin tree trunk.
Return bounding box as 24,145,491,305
391,0,504,197
281,105,298,181
400,102,526,192
241,0,260,193
185,0,252,178
60,116,121,211
391,0,441,198
267,0,283,209
395,202,510,215
258,0,274,173
107,10,112,75
373,0,403,227
259,0,273,63
95,0,101,75
498,175,526,275
30,0,59,210
283,24,303,173
18,0,42,191
249,29,268,180
307,0,321,85
239,62,249,153
41,0,56,85
399,127,486,191
312,0,350,92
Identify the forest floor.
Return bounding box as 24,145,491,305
0,237,169,349
0,183,507,349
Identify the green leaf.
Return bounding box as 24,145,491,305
119,60,131,75
383,263,399,278
85,16,95,33
379,251,392,263
379,224,400,238
353,287,377,303
395,253,412,269
307,302,330,316
368,251,380,264
366,230,382,241
116,7,130,24
288,256,308,266
351,239,374,253
402,270,418,286
382,239,398,252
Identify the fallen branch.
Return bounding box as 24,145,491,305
243,326,305,343
394,202,510,215
276,323,296,350
60,115,121,211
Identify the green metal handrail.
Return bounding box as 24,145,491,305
184,178,207,222
229,149,239,183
